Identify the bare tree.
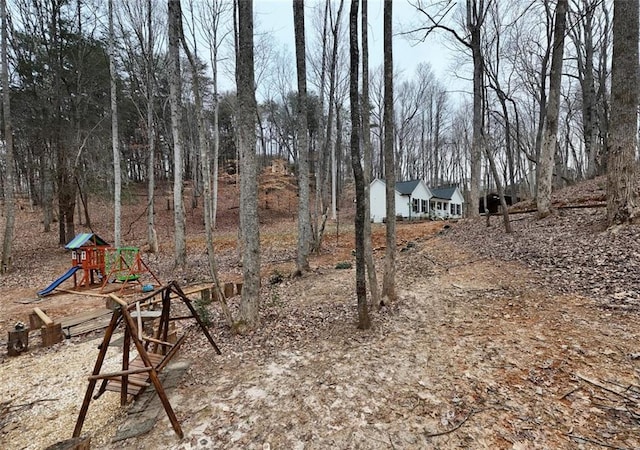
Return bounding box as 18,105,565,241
108,0,121,248
168,0,187,267
606,0,638,225
179,3,233,326
412,0,490,218
293,0,311,274
1,0,14,273
537,0,568,218
146,0,159,253
349,0,370,330
197,0,232,229
361,0,380,307
382,0,396,304
236,0,261,330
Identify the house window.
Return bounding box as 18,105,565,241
456,204,461,215
437,202,442,210
412,198,419,213
421,199,427,212
430,201,435,210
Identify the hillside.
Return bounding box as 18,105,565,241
1,175,640,449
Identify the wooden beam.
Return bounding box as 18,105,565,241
33,307,53,326
87,366,152,380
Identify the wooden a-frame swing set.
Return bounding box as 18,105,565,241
72,281,221,439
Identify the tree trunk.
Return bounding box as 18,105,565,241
607,0,638,225
361,0,380,307
1,0,14,273
293,0,311,274
236,0,261,330
349,0,370,330
537,0,567,218
381,0,396,305
168,0,187,267
146,0,158,253
108,0,121,248
180,12,234,328
467,0,484,219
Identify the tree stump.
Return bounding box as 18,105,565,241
7,328,29,356
45,436,91,450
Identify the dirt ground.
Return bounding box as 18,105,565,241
1,174,640,449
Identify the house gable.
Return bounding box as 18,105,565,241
430,186,464,218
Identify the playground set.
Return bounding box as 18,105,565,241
37,233,161,297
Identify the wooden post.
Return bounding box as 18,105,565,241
223,282,234,298
73,310,121,438
201,287,211,304
41,323,64,347
7,328,29,356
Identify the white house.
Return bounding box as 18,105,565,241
369,179,432,223
429,186,465,219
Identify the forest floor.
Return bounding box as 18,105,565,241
1,171,640,449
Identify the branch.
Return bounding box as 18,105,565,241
404,0,471,48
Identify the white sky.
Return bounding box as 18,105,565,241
252,0,469,98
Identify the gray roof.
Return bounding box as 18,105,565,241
430,186,458,200
395,180,421,195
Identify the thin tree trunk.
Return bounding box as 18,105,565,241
108,0,121,248
381,0,396,305
1,0,14,273
180,14,234,328
349,0,370,330
537,0,567,218
146,0,158,253
168,0,187,267
361,0,380,307
293,0,311,274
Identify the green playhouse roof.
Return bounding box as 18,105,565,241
65,233,110,250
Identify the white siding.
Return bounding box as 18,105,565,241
370,179,433,222
369,179,387,223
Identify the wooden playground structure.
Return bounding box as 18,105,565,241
38,233,161,297
73,281,221,439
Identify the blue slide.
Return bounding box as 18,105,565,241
37,266,81,297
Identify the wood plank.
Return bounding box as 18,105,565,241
60,308,112,329
105,381,143,396
104,353,164,398
62,316,113,338
56,288,108,298
33,307,53,325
